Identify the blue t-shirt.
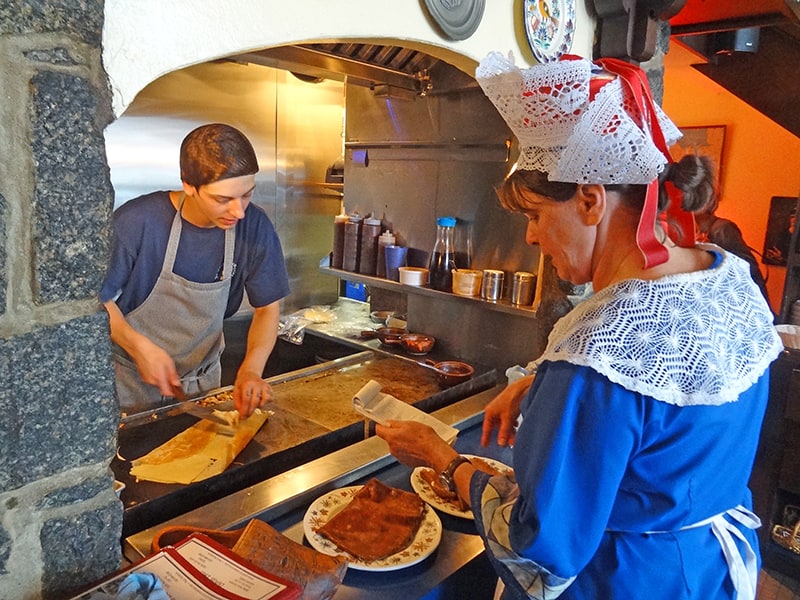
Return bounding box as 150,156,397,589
100,191,290,317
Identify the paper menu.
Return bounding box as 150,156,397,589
173,536,298,599
69,533,301,600
353,379,458,444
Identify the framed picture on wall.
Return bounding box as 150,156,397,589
669,125,726,194
762,196,799,266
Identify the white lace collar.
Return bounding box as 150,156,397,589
535,247,782,406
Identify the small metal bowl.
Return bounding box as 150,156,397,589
370,310,395,324
400,333,436,355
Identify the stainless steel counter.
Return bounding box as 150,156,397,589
124,385,509,599
302,297,490,369
114,300,500,538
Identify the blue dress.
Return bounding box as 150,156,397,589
470,248,782,599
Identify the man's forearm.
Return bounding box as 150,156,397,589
238,301,281,377
104,299,147,358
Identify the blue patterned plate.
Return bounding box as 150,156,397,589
524,0,577,63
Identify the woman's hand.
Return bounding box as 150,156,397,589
376,420,458,473
233,369,273,417
481,374,534,447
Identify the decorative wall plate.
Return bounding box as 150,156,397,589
524,0,577,63
423,0,485,41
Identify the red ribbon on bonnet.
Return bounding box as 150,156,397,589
594,57,696,268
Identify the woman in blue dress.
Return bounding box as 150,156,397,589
376,52,781,599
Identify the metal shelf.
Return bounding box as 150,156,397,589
319,265,540,320
343,140,511,163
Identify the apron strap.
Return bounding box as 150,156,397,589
661,505,760,600
220,221,235,280
164,191,235,280
707,506,760,600
162,192,185,275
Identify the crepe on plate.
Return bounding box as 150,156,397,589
420,456,509,512
314,478,425,562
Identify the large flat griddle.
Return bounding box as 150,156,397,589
114,351,496,537
268,354,444,430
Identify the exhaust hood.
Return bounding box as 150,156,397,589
228,42,477,99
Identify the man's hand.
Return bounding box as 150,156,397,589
233,302,280,417
130,338,184,399
104,299,184,399
233,369,273,417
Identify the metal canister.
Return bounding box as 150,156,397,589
511,271,535,306
481,269,504,302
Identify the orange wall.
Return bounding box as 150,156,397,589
663,41,800,314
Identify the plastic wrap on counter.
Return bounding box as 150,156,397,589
278,305,337,345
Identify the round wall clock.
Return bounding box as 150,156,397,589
524,0,577,63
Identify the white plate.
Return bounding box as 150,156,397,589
523,0,576,63
303,485,442,572
410,455,513,519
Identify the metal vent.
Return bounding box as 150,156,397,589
230,43,440,97
303,43,437,75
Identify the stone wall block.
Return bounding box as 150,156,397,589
30,69,114,304
0,193,6,317
0,313,116,490
0,1,103,47
0,468,122,599
0,519,10,576
40,488,123,599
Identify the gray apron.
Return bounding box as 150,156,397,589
112,193,235,413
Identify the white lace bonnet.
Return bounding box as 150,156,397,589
475,50,684,183
475,52,694,267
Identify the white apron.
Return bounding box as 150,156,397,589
112,194,235,413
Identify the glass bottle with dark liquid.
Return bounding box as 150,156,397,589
428,216,457,291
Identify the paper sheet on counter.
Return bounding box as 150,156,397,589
353,380,458,444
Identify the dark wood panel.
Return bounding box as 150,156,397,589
671,0,794,29
675,26,800,137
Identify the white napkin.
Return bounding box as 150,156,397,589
353,380,458,444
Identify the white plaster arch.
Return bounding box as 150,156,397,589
103,0,594,117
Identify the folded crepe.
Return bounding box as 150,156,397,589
130,410,269,484
314,478,426,562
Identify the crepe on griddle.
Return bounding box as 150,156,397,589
314,478,425,562
129,410,269,484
